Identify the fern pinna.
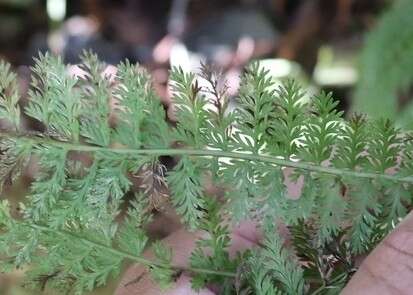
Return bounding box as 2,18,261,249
0,53,412,294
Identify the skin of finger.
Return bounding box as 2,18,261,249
342,211,413,295
115,221,261,295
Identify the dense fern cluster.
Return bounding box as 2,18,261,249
0,52,412,294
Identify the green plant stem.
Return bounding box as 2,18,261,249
6,131,413,184
29,223,236,278
309,272,349,295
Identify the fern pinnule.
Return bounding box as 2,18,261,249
300,91,343,164
170,66,208,147
269,79,307,157
0,60,20,130
26,53,81,141
236,62,275,154
333,113,369,170
78,51,112,146
259,224,306,294
167,156,206,228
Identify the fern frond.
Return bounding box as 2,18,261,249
259,224,306,294
26,53,81,140
189,199,239,291
0,138,31,192
315,176,347,245
78,51,112,146
382,182,410,227
236,62,275,154
200,63,234,154
149,241,175,289
1,53,413,294
113,60,149,148
300,91,343,164
116,198,150,255
167,156,206,228
0,60,20,129
283,174,318,224
27,145,67,222
366,118,401,173
0,199,172,293
249,256,283,295
220,159,260,220
170,66,207,147
333,114,368,169
256,164,287,220
345,178,381,254
269,79,307,157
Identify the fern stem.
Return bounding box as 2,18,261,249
9,132,412,184
29,223,237,278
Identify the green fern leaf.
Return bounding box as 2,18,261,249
0,60,20,129
78,51,112,146
259,224,306,294
167,156,205,228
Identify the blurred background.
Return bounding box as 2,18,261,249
1,0,413,294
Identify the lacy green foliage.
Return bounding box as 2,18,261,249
289,221,353,293
0,200,143,294
268,79,306,157
354,0,413,128
0,53,412,294
115,59,170,149
300,91,343,164
333,114,368,169
259,224,305,294
78,51,112,146
249,256,283,295
26,53,81,140
189,199,239,293
0,60,20,129
149,241,175,289
170,67,207,147
237,62,275,154
167,156,205,228
0,138,30,192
